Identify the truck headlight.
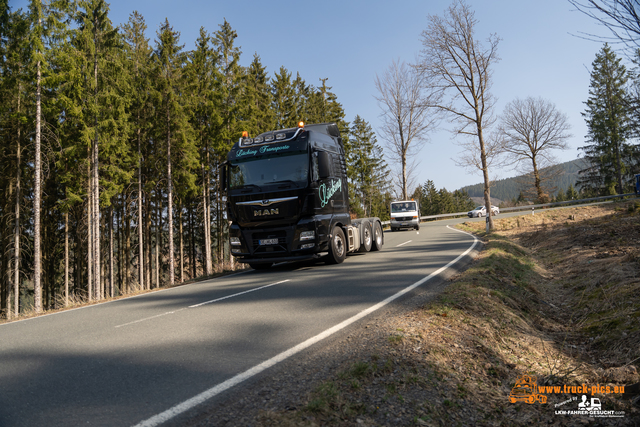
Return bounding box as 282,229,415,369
230,237,241,246
300,231,315,241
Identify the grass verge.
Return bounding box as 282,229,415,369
256,203,640,426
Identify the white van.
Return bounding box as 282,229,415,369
390,200,420,231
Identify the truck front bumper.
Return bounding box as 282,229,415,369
229,218,329,263
390,218,419,229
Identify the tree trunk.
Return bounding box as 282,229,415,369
145,193,151,290
109,206,114,298
117,200,122,293
532,156,544,203
189,200,196,280
125,195,131,294
2,205,8,318
92,14,101,301
179,202,184,283
478,126,494,231
87,156,93,302
34,26,43,313
13,86,22,318
203,162,212,276
167,106,175,286
65,211,69,306
138,128,144,291
155,191,160,288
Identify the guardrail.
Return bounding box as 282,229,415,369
380,192,638,226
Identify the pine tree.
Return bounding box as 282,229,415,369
579,44,632,195
566,183,579,200
1,8,29,317
186,27,220,276
213,19,242,264
122,11,152,290
346,116,390,217
153,19,196,286
59,0,129,300
421,180,439,215
239,53,274,135
271,66,295,129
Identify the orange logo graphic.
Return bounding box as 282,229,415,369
509,375,548,404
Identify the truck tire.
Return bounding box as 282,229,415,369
371,221,383,251
359,220,373,252
249,262,272,270
415,223,420,231
327,226,347,264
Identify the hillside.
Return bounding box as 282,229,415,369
196,203,640,426
460,158,586,201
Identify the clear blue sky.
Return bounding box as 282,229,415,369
13,0,613,193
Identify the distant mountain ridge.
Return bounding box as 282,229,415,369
459,158,586,202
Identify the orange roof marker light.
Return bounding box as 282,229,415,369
298,121,305,129
242,131,249,138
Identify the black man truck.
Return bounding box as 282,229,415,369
222,122,384,270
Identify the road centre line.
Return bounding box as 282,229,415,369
396,240,412,247
1,269,251,328
188,280,290,308
115,309,187,328
115,279,290,328
133,225,478,427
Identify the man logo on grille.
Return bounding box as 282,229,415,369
254,208,279,217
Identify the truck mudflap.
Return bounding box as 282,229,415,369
236,253,326,265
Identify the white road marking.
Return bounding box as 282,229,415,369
189,280,290,308
133,226,478,427
115,309,187,328
396,240,412,247
1,269,252,328
115,279,291,328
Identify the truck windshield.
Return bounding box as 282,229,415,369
391,202,417,213
229,152,308,190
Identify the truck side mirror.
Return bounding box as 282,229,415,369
317,151,331,179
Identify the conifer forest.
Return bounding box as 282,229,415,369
0,0,394,318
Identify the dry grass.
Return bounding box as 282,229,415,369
255,202,640,426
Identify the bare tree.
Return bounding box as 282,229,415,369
499,97,572,202
374,59,436,200
417,0,500,229
569,0,640,49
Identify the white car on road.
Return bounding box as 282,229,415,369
467,205,499,218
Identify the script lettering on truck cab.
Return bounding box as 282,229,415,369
236,144,290,157
319,179,342,208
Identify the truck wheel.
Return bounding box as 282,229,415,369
327,226,347,264
415,224,420,231
359,221,372,252
249,263,272,270
371,221,383,251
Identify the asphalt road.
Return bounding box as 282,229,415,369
0,218,483,427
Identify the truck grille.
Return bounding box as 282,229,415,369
395,216,414,221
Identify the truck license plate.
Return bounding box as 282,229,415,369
259,238,278,245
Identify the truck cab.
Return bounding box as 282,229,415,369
224,122,383,269
390,200,420,231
